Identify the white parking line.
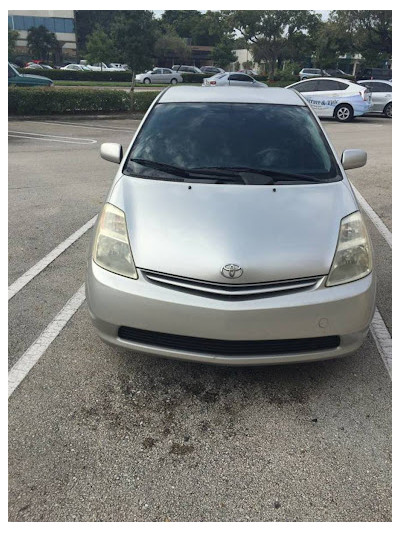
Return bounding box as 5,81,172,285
351,184,392,248
30,120,135,133
8,131,97,145
8,284,86,398
370,309,392,378
8,216,97,300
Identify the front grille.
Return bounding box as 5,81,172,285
118,326,340,356
141,269,323,299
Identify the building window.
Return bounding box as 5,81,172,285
10,15,74,33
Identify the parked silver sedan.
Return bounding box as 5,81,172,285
357,80,392,117
86,86,375,366
135,68,183,85
203,72,266,87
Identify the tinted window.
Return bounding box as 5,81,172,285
290,80,318,92
228,74,253,82
316,80,347,91
163,69,172,74
153,69,162,74
371,82,392,92
125,103,340,183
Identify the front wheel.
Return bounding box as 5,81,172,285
143,78,151,85
334,104,354,122
170,78,178,85
384,102,392,118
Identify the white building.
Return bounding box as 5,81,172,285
8,10,77,58
232,49,265,73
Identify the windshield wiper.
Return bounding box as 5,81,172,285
128,159,245,183
194,166,324,183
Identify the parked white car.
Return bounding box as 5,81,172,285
357,80,392,118
135,68,183,85
286,77,372,122
87,62,121,72
61,64,92,71
203,72,266,87
110,63,130,71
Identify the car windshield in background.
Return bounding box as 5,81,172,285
124,103,341,184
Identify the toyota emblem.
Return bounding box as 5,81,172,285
221,264,243,279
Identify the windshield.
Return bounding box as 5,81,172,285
124,102,341,184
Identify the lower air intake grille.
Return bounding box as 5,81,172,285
118,327,340,356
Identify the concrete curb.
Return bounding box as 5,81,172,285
8,113,145,121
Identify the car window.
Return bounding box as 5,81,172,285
290,80,319,92
372,82,392,92
153,69,162,74
228,74,253,82
162,69,172,74
315,80,342,91
125,103,340,183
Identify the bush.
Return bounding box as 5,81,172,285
8,87,160,115
18,68,133,82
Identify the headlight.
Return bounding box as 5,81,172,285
326,211,372,287
93,203,138,279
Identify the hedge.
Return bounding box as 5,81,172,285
8,87,160,115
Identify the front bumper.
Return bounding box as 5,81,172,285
86,261,376,366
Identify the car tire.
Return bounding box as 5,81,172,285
144,78,151,85
384,102,392,118
334,104,354,122
170,78,178,85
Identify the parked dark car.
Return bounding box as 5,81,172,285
323,69,353,80
356,68,392,81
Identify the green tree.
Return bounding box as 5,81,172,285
211,36,238,69
225,10,320,77
8,29,19,59
75,10,120,54
330,10,392,66
111,11,157,91
86,26,116,69
27,25,60,61
160,10,202,42
313,20,351,68
154,30,191,65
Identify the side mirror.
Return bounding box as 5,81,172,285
100,143,123,164
341,149,367,170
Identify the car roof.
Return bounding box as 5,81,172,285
358,79,392,84
158,86,305,106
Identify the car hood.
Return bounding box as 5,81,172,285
20,74,51,82
110,176,357,284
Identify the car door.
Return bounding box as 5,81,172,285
289,79,332,116
161,69,173,83
149,68,161,83
228,73,255,86
368,82,392,112
313,79,348,116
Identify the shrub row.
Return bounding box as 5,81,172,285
8,87,160,115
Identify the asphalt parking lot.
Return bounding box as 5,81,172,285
8,115,392,522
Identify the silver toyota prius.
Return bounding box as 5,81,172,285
86,86,376,365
